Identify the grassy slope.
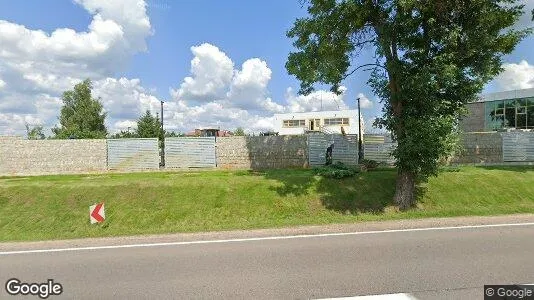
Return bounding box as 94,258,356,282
1,166,533,241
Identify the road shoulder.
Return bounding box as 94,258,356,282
1,213,534,252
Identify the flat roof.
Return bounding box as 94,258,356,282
274,109,358,117
477,88,534,102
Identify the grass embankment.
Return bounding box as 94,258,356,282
1,166,534,241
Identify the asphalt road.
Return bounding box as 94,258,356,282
1,223,533,299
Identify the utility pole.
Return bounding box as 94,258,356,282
357,97,363,162
160,100,165,167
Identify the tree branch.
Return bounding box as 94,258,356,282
343,63,386,80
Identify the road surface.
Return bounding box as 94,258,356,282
1,218,533,299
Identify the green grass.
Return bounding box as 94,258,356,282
1,166,534,242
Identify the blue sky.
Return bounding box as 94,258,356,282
0,0,533,135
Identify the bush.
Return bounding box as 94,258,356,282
313,162,358,178
439,166,461,173
360,159,379,170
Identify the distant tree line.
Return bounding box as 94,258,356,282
26,79,183,140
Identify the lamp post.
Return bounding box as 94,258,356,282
357,97,363,162
160,100,165,167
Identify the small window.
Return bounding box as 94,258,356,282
283,119,306,128
517,98,527,107
324,118,349,126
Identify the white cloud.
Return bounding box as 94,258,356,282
114,120,137,131
285,86,349,112
0,0,153,135
493,60,534,90
227,58,285,113
171,43,234,102
357,93,373,109
0,79,5,90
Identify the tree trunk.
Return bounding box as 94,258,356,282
394,170,416,210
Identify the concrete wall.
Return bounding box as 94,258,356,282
0,139,107,176
452,132,502,164
216,136,309,169
459,102,485,132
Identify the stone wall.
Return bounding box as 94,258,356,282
0,139,107,176
459,102,485,132
216,136,309,169
452,132,502,164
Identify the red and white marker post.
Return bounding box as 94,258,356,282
89,203,105,224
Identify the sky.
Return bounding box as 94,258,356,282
0,0,533,136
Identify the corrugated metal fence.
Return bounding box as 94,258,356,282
308,134,358,166
165,137,216,168
502,132,534,162
363,134,397,164
107,138,160,171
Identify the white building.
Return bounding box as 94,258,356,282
273,110,362,135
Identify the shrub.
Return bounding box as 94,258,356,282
313,162,358,178
360,159,379,170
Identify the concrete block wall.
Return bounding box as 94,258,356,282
0,139,107,176
216,136,309,169
452,132,502,164
459,102,485,132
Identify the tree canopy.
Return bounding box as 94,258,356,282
287,0,530,209
234,127,245,136
52,79,107,139
25,124,46,140
137,110,162,138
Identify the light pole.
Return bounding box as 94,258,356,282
160,100,165,167
357,97,363,162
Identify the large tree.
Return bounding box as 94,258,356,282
52,79,107,139
287,0,530,209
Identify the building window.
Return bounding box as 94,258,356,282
485,98,534,130
282,119,306,128
324,118,349,126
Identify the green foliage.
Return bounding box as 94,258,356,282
165,131,185,137
313,161,358,178
52,79,107,139
110,130,138,139
25,124,46,140
137,110,161,138
360,159,379,170
286,0,530,207
234,127,245,136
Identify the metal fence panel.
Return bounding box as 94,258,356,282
308,134,329,166
363,134,397,163
107,138,160,171
502,132,534,162
165,137,216,168
331,134,359,166
308,134,358,167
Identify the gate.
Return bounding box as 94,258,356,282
107,138,159,171
502,132,534,162
165,137,216,168
308,134,358,167
363,134,397,163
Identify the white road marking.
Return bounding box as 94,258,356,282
1,222,533,255
316,293,417,299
